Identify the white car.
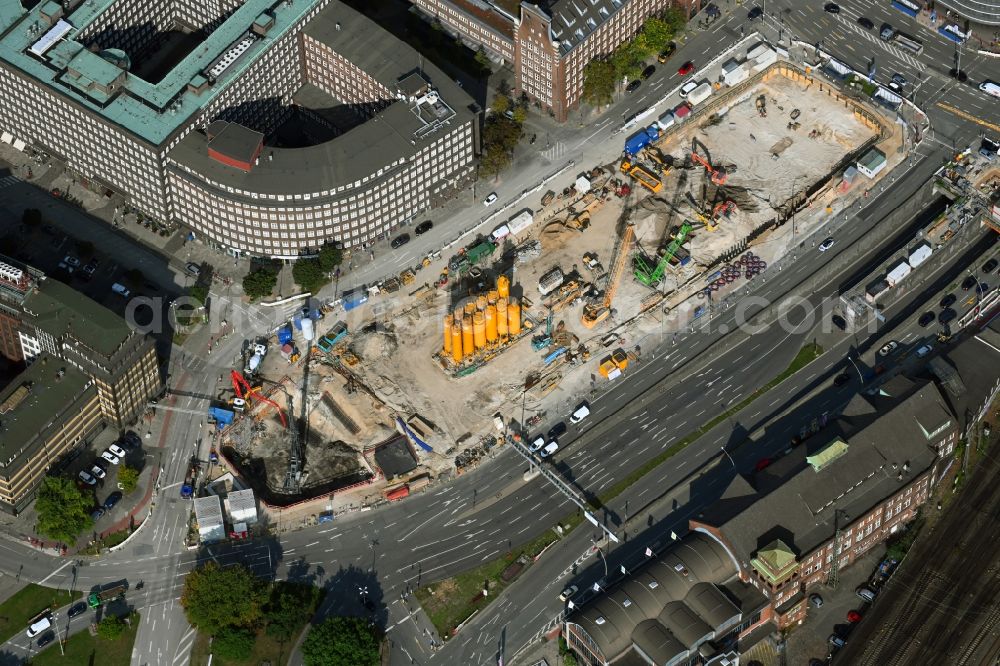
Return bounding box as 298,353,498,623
483,192,498,206
818,237,836,252
108,443,127,458
878,341,899,356
679,79,698,98
90,464,106,480
62,255,81,268
26,616,51,638
78,470,97,486
540,441,559,458
559,584,579,601
529,436,545,453
101,450,120,465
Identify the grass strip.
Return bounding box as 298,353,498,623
29,612,139,666
413,342,824,635
0,583,82,645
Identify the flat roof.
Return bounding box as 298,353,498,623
0,354,93,463
0,0,317,145
168,1,476,194
22,278,133,357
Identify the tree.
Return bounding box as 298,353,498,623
292,259,328,294
301,616,380,666
181,562,268,635
118,465,139,494
489,93,511,116
264,582,320,639
22,208,42,228
582,59,615,107
511,105,527,124
35,476,92,544
640,17,673,52
479,143,512,181
242,267,278,301
213,626,255,661
317,244,343,273
662,6,687,33
474,46,491,71
97,615,126,640
610,44,642,83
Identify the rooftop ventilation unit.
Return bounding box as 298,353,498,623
29,19,73,57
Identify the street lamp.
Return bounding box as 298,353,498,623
720,446,737,469
591,538,609,578
847,355,865,382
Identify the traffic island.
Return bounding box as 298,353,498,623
29,612,139,666
0,584,81,645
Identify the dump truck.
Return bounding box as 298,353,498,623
88,584,127,609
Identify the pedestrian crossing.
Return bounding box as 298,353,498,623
0,175,20,189
541,140,567,161
829,8,925,70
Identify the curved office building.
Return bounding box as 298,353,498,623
939,0,1000,25
0,0,479,259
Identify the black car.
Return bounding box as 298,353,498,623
548,422,568,440
857,16,874,29
949,68,969,82
940,293,956,308
983,258,998,274
976,282,990,294
415,221,433,235
961,275,978,291
834,374,851,386
918,312,936,327
37,631,55,648
824,3,840,13
625,80,641,93
641,65,656,80
90,507,105,521
123,430,141,448
390,233,410,249
832,314,847,331
68,602,88,618
103,491,123,510
747,6,763,20
939,308,957,324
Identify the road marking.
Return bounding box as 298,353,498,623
37,560,73,586
935,102,1000,132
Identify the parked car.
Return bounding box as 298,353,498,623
829,634,846,648
677,61,695,76
390,233,410,249
847,610,863,623
559,585,579,601
37,631,55,648
101,450,121,466
415,221,433,235
976,282,990,294
103,491,123,510
818,237,836,252
891,73,908,87
109,443,127,458
809,593,824,608
916,344,933,358
679,80,699,98
983,258,998,274
548,422,568,440
857,16,874,29
529,436,545,453
834,373,850,386
78,470,97,486
26,616,51,638
570,404,590,424
62,255,80,268
185,262,202,276
540,441,559,458
754,457,773,472
961,275,978,290
625,80,641,93
940,293,956,308
824,3,841,13
832,314,847,331
656,43,676,62
123,430,141,448
878,341,898,356
90,463,106,480
90,508,105,521
67,602,88,618
856,586,877,602
483,192,498,206
641,65,656,80
939,308,957,324
747,6,763,20
918,312,935,327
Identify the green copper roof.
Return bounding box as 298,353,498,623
751,539,800,585
806,438,850,472
0,0,319,145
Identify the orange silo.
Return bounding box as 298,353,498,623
443,314,453,355
487,289,499,305
476,295,487,312
507,299,521,335
451,321,463,362
496,297,508,338
473,311,487,349
462,315,475,356
497,275,510,299
464,301,476,316
485,305,498,343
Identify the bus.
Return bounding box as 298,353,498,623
981,81,1000,98
893,31,924,55
938,23,969,43
891,0,920,17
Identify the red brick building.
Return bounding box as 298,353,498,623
409,0,696,121
690,380,956,632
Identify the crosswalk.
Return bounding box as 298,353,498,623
0,175,20,189
833,15,925,70
541,140,567,161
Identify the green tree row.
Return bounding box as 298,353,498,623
582,9,687,108
480,93,526,180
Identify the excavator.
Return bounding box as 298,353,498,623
690,136,728,185
231,370,288,427
634,222,692,287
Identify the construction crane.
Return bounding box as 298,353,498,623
230,370,288,427
634,222,692,287
690,137,728,185
582,220,634,329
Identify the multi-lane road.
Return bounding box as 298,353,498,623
0,4,998,666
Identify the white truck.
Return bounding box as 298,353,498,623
490,210,534,242
686,82,713,107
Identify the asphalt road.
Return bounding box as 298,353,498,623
0,6,997,665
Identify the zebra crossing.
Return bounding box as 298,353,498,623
541,140,567,161
0,175,20,189
829,8,925,70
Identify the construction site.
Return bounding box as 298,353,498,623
199,57,911,512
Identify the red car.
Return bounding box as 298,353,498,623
847,610,863,623
678,61,695,76
754,457,773,472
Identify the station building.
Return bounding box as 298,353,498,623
0,0,479,258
